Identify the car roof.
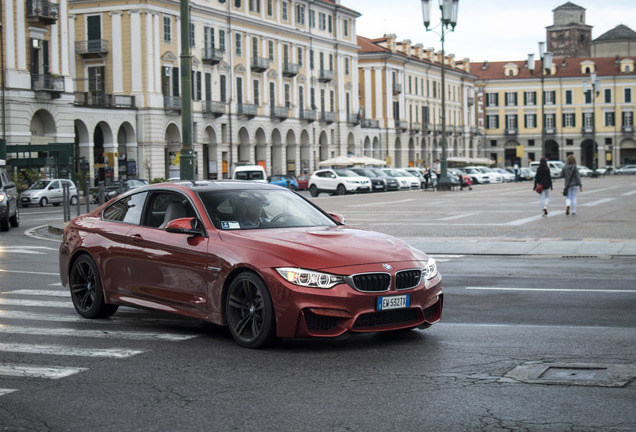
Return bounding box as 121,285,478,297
138,180,283,194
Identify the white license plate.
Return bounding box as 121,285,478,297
377,294,410,311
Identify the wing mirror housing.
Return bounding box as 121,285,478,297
165,217,205,236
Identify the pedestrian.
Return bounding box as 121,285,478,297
422,164,431,189
432,159,441,175
560,154,582,216
514,160,520,183
533,158,552,216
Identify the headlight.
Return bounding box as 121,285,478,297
423,258,438,280
0,192,6,203
276,267,344,289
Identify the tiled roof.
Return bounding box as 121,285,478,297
595,24,636,41
470,56,635,80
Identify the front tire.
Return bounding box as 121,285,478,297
225,272,276,348
336,184,346,195
309,184,319,197
9,208,19,228
69,255,118,319
39,197,48,207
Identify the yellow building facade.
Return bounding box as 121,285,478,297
357,34,478,168
472,57,636,168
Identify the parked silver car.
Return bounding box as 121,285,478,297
20,179,78,207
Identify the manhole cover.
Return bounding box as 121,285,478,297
505,362,636,387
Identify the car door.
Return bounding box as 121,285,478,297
47,180,63,203
123,191,213,315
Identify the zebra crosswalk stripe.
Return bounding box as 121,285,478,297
0,364,88,379
0,343,144,358
0,326,198,341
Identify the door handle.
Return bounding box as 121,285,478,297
129,233,144,242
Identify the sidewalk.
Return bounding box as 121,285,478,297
45,222,636,257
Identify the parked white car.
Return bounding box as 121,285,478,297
20,179,78,207
462,167,491,184
308,168,372,196
396,169,422,189
478,167,504,183
495,168,516,182
232,165,267,183
380,168,414,190
577,165,594,177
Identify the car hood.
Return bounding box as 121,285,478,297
218,226,427,269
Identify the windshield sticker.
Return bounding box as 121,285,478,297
221,221,241,230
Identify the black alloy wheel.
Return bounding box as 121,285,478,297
69,255,118,319
225,272,276,348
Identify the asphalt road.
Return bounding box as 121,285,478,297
0,175,635,431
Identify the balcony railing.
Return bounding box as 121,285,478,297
505,128,518,136
26,0,59,24
238,103,258,117
361,119,379,128
164,96,182,110
283,63,300,77
31,74,64,93
544,127,557,135
393,84,402,95
396,120,408,131
251,57,270,72
321,111,336,123
204,101,227,116
581,126,594,135
270,106,289,120
423,122,433,131
347,112,361,125
410,122,421,132
299,109,316,122
203,48,225,65
74,92,135,108
319,70,334,82
75,40,109,57
622,125,634,134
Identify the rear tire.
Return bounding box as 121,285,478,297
0,210,8,231
9,208,19,228
69,255,118,319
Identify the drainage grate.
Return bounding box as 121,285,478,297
505,362,636,387
561,255,599,259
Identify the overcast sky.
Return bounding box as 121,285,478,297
344,0,636,62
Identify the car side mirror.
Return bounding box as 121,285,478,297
329,212,346,224
165,217,205,236
330,174,336,179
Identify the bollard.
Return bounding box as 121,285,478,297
62,183,71,222
98,181,105,205
85,179,90,214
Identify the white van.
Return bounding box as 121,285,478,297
529,160,563,178
232,165,267,183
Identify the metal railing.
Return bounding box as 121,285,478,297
75,39,109,55
31,74,65,92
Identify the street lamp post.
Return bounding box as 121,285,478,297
527,42,552,162
583,72,601,170
421,0,459,191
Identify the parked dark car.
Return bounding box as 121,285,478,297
349,167,389,192
0,165,20,231
59,181,443,348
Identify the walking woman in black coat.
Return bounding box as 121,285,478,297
534,158,553,216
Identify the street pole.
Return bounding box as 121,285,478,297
421,0,458,192
180,0,195,180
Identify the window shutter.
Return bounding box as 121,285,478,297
172,67,179,96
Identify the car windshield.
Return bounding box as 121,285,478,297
197,188,338,230
30,180,51,190
381,169,403,177
333,169,358,177
354,168,376,177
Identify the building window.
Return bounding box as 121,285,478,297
583,112,594,128
585,90,592,104
486,114,499,129
235,33,242,56
625,88,632,103
297,47,303,67
253,79,260,105
220,75,227,102
604,88,612,103
204,27,215,52
344,19,349,37
282,1,288,21
268,40,274,61
506,114,517,130
486,93,498,107
490,140,497,147
309,10,315,28
163,16,172,43
565,90,573,105
605,111,615,127
328,15,332,33
309,49,314,69
544,90,556,105
285,83,291,108
249,0,260,13
296,4,305,25
319,13,326,30
219,30,226,51
528,140,535,147
563,113,576,128
345,57,350,75
267,0,273,16
525,113,536,128
190,23,196,47
623,111,634,127
234,0,241,8
545,113,556,129
505,92,517,106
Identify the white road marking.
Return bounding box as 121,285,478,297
581,198,616,207
622,190,636,196
0,269,60,276
0,299,70,307
0,343,144,358
0,389,17,396
0,326,198,341
4,290,69,297
465,287,636,293
0,364,88,379
0,310,90,322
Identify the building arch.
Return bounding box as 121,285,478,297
30,109,57,145
618,137,636,165
319,131,329,161
116,121,137,179
299,129,311,173
372,137,381,160
285,129,297,174
204,125,219,179
165,123,181,179
237,127,251,164
394,137,402,167
346,132,355,156
544,139,559,161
